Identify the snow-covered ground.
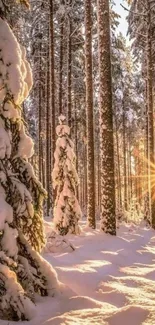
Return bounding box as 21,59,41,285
2,221,155,325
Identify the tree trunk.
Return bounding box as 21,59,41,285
46,42,51,216
84,145,87,214
122,100,127,211
38,39,42,183
127,137,131,206
84,0,96,228
114,114,122,209
144,80,150,222
58,18,64,115
146,1,155,228
67,1,72,127
49,0,56,168
97,0,116,235
97,142,101,213
74,99,79,200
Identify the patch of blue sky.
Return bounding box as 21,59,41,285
114,0,129,37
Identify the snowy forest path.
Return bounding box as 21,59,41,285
45,223,155,324
3,223,155,325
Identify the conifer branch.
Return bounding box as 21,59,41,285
120,3,147,17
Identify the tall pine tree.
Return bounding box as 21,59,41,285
97,0,116,235
84,0,96,229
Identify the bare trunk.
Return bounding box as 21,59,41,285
115,114,122,209
97,0,116,235
49,0,56,167
74,99,79,200
67,2,72,127
46,42,51,216
84,0,96,228
146,1,155,228
84,145,87,214
38,39,42,183
58,18,64,115
122,101,127,211
144,80,150,221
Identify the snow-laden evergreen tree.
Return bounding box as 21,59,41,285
52,115,81,235
0,17,60,321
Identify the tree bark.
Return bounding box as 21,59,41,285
97,0,116,235
46,42,51,216
58,18,64,115
114,114,122,209
122,99,128,211
84,0,96,229
38,36,43,183
146,0,155,228
49,0,56,167
67,1,72,127
144,79,150,222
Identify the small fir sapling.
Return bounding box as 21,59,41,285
52,115,82,235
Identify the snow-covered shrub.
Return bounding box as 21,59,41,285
116,206,125,221
116,197,147,226
44,220,75,253
0,18,60,321
44,230,75,253
52,115,81,235
119,198,144,225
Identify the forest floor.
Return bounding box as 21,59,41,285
3,221,155,325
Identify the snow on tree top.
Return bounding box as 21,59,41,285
58,115,67,124
56,116,70,136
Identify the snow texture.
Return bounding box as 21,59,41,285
1,220,155,325
44,221,75,253
0,18,33,105
17,123,34,159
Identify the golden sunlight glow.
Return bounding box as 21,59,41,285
56,260,111,273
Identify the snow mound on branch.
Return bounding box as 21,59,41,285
0,198,35,320
0,195,19,258
0,124,11,159
0,18,33,105
0,264,35,320
19,233,60,296
20,45,33,97
2,223,18,258
0,194,13,230
17,123,34,159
